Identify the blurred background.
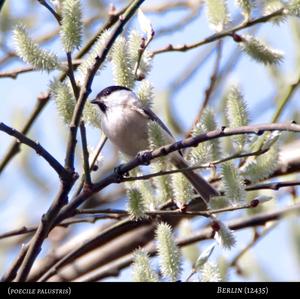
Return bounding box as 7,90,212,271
0,0,300,281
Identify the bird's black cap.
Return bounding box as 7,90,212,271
96,86,131,99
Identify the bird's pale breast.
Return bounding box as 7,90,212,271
101,105,149,157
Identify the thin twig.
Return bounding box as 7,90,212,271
190,41,223,133
152,8,285,55
74,136,107,196
0,226,36,240
121,139,269,183
0,59,82,79
272,74,300,123
37,0,61,24
134,31,154,80
79,121,92,186
0,122,71,181
0,93,50,174
246,180,300,191
1,245,28,282
230,223,278,270
66,53,79,98
77,202,256,218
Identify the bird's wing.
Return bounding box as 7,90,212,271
141,107,174,138
133,106,184,156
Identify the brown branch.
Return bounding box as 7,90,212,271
74,136,108,196
246,180,300,191
121,139,269,184
1,245,28,282
0,59,82,79
230,223,278,270
0,93,49,174
37,195,287,282
76,203,300,281
77,202,257,218
0,213,122,241
37,0,61,24
0,122,71,181
0,198,267,242
152,8,285,55
79,121,92,186
134,31,154,80
38,218,148,281
0,226,36,240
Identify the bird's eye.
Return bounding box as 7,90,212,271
99,102,107,113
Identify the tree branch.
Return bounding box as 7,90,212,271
152,8,285,55
122,143,269,183
0,122,70,181
37,0,61,24
79,121,92,186
189,40,223,134
0,93,49,174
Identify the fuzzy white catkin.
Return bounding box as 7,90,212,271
235,0,255,19
60,0,83,52
14,25,60,71
50,80,75,124
171,173,193,208
132,250,159,282
190,108,221,162
201,262,222,282
214,220,236,250
111,36,135,88
137,80,154,108
225,85,249,149
286,0,300,17
240,35,284,65
205,0,230,32
127,188,147,220
221,162,246,206
156,223,182,281
241,145,279,183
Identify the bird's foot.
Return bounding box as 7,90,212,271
136,150,152,165
113,164,129,182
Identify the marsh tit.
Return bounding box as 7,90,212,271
91,86,219,203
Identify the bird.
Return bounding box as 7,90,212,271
91,85,219,204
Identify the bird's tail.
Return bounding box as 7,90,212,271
171,154,219,204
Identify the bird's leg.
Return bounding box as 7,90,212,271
136,150,152,165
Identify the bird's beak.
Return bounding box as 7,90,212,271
91,99,97,104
